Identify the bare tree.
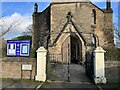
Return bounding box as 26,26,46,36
114,25,120,47
0,16,23,38
22,24,32,36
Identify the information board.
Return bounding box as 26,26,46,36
7,40,30,57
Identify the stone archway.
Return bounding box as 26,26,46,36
61,33,82,64
71,35,82,64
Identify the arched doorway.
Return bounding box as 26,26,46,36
71,35,82,64
62,34,82,64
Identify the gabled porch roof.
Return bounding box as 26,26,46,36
52,14,87,46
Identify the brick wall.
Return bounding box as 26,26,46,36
0,58,36,80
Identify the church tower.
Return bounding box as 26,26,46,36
32,3,50,49
103,0,114,47
32,3,39,49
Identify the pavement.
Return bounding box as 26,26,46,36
1,79,120,90
1,79,42,90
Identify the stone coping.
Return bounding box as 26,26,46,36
105,61,120,68
1,57,36,62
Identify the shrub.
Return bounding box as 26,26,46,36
30,48,37,58
104,47,120,61
12,35,32,46
2,44,6,58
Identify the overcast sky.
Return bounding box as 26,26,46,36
1,0,119,40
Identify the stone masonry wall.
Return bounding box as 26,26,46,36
50,2,96,44
50,2,114,47
103,12,114,47
32,7,50,49
1,59,36,80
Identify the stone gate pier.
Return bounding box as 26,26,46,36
35,47,47,82
93,46,106,84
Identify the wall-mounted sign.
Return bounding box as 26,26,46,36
7,40,30,57
22,64,32,71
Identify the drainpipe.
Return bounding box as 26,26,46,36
93,34,99,47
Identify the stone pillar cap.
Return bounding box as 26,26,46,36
36,47,47,52
93,46,106,53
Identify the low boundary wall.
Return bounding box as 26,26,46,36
0,58,36,80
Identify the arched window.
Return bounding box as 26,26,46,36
91,9,96,25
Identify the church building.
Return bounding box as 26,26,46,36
32,0,114,63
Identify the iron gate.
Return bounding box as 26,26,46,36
85,51,94,79
46,53,70,82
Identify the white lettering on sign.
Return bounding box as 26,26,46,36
22,64,32,70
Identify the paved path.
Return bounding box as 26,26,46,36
41,64,98,89
41,81,99,89
69,64,92,83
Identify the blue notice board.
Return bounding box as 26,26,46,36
7,40,30,57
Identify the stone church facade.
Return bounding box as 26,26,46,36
32,0,114,63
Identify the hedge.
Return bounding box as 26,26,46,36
30,48,37,58
2,44,6,58
104,47,120,61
